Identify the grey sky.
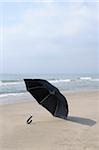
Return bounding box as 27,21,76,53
0,0,99,74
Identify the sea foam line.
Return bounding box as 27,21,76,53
80,77,92,80
49,79,71,83
0,92,25,98
0,81,24,86
80,77,99,81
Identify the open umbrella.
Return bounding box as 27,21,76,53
24,79,69,121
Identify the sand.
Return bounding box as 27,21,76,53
0,91,99,150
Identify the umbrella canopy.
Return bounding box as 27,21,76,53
24,79,69,119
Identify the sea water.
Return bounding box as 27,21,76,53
0,73,99,104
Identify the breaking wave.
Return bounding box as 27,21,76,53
0,75,99,98
49,79,71,83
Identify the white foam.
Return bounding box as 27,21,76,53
0,92,25,98
80,77,92,80
0,81,2,85
90,78,99,82
0,81,25,87
49,79,71,83
80,77,99,82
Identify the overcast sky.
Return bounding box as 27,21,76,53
0,0,99,74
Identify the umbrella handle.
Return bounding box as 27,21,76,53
27,115,32,124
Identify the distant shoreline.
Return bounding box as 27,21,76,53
0,89,99,105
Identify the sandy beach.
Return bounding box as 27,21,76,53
0,90,99,150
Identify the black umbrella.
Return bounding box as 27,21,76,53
24,79,69,121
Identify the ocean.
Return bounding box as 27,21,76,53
0,73,99,104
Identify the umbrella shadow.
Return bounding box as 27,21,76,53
67,116,96,126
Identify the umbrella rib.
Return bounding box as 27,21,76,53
40,94,51,104
28,86,44,91
54,101,59,116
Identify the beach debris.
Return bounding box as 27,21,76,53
24,79,69,120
